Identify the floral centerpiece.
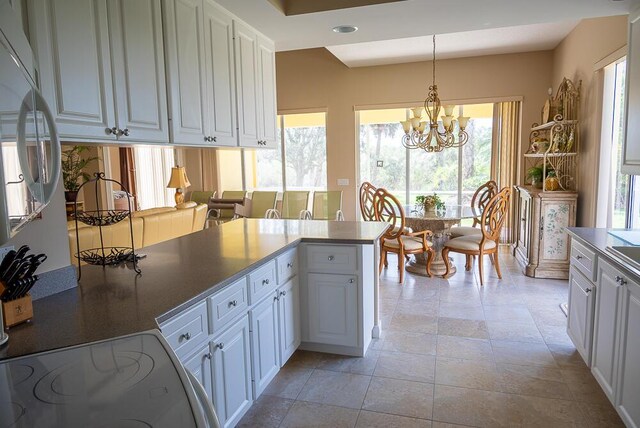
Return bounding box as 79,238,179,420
416,193,445,213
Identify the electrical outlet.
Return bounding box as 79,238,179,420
0,245,14,262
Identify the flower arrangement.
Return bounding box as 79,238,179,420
416,193,445,212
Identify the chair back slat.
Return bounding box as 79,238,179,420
373,188,405,241
359,182,377,221
471,180,499,227
480,187,511,243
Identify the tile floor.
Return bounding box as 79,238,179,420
238,251,624,427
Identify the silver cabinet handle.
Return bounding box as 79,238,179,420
328,255,334,261
263,278,270,285
180,332,191,341
212,136,217,143
274,295,279,302
106,126,118,135
121,128,130,136
204,136,210,142
349,278,355,283
215,343,224,350
576,255,583,260
205,352,212,360
228,300,237,307
585,287,592,293
287,262,293,268
280,290,287,296
616,276,623,284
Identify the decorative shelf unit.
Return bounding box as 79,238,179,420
72,172,140,279
525,78,581,191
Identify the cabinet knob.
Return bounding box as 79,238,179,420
287,262,293,268
274,295,280,302
585,287,592,293
205,352,212,360
521,217,526,222
212,136,217,143
228,300,237,307
328,255,334,261
576,255,583,260
263,278,270,285
121,128,130,136
106,126,118,135
215,343,224,350
280,290,287,296
204,136,210,142
349,278,355,284
616,276,623,284
180,332,191,341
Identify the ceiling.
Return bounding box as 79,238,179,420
214,0,638,66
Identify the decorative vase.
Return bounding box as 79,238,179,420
544,177,560,191
64,191,78,202
424,202,436,214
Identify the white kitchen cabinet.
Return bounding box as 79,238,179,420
622,7,640,174
29,0,115,139
29,0,168,143
202,0,236,146
566,266,595,365
592,257,623,401
616,273,640,428
211,314,252,428
163,0,208,146
249,291,280,398
183,342,214,405
234,21,277,149
257,35,277,147
278,278,300,365
307,273,358,347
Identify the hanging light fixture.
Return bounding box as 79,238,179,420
400,35,470,152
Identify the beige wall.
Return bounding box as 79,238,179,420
276,48,553,220
552,15,628,227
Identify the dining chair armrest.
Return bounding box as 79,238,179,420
407,229,434,247
265,208,281,219
299,210,312,220
335,210,345,221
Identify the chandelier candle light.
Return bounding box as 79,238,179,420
400,35,470,152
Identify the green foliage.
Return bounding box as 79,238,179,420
61,146,98,191
416,193,445,210
526,166,543,183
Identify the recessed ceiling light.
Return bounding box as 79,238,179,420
333,25,358,34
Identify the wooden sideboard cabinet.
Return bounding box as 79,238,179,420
512,185,577,279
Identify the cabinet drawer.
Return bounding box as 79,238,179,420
209,277,249,334
277,248,298,284
306,245,358,274
161,301,209,359
248,260,277,304
571,240,597,282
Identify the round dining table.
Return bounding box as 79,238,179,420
403,204,479,278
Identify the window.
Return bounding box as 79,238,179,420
597,58,638,228
245,112,327,191
133,146,175,210
358,104,493,211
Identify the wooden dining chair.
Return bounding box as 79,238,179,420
450,180,498,238
373,188,435,283
359,182,377,221
442,187,511,286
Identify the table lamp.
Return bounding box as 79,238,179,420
167,166,191,205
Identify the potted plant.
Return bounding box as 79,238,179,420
416,193,445,213
526,166,544,189
61,146,99,202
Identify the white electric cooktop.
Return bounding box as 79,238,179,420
0,331,199,428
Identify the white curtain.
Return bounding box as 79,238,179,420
2,145,27,216
133,147,175,210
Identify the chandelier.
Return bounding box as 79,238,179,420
400,35,470,152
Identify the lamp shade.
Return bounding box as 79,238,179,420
167,166,191,189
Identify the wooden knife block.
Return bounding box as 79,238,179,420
0,282,33,328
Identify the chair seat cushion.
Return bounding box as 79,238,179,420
444,235,496,251
383,236,432,251
449,226,482,238
391,225,414,234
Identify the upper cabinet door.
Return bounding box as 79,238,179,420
257,36,277,148
163,0,208,145
29,0,116,140
107,0,169,143
622,8,640,174
203,0,236,147
233,21,260,148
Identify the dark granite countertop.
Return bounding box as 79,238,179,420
0,219,388,361
567,227,640,278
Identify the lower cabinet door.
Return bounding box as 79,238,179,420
307,273,358,347
616,275,640,428
592,258,623,400
183,342,213,404
250,292,280,398
211,314,252,428
278,278,301,365
566,266,595,364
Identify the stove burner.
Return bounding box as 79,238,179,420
10,364,34,385
97,419,152,428
34,351,154,405
0,401,25,426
